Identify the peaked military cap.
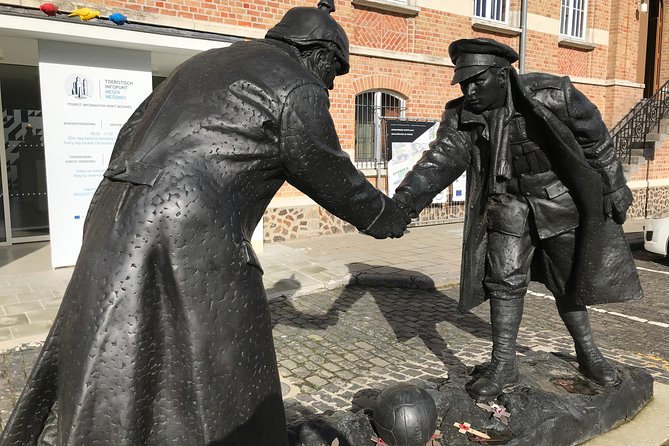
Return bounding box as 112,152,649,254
448,38,519,85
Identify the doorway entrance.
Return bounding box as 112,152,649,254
0,64,50,244
644,0,664,98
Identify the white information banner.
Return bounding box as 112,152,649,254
452,172,467,202
39,42,152,268
386,120,449,203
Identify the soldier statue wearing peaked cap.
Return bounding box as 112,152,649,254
394,38,642,401
0,2,410,445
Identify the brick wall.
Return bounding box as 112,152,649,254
352,6,410,52
523,34,606,79
607,0,642,80
528,0,560,20
662,1,669,86
273,52,453,199
102,0,303,28
50,0,648,127
599,84,645,128
7,0,657,233
413,8,471,57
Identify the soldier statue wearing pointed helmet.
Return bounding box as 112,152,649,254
0,2,409,445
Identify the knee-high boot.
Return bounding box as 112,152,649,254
558,305,619,386
468,297,524,401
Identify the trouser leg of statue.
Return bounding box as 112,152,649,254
470,229,532,401
469,297,524,401
472,224,618,401
544,231,619,386
556,300,619,386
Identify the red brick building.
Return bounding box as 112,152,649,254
0,0,667,249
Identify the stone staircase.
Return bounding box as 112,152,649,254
612,80,669,179
621,117,669,178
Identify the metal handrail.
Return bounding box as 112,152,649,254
612,79,669,163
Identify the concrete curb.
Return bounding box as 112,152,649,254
582,382,669,446
0,340,45,355
349,271,459,290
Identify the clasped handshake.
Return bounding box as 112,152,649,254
362,191,417,240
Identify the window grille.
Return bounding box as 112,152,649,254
473,0,508,23
560,0,587,39
355,91,406,164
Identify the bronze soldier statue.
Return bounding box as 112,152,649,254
0,2,410,445
394,38,642,402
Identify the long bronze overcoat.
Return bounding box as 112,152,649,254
1,39,392,446
397,72,643,313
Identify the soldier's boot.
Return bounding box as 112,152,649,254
468,298,523,401
559,306,619,386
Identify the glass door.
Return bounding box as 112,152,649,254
1,64,50,243
0,147,6,244
0,80,9,244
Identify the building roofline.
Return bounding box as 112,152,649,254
0,5,243,46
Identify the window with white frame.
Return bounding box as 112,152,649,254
350,0,419,13
473,0,509,23
355,90,406,163
362,0,416,5
560,0,587,39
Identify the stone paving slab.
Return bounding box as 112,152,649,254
0,224,466,348
0,219,646,348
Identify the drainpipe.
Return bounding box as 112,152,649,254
375,111,383,192
519,0,528,73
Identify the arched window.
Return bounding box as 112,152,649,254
355,90,406,164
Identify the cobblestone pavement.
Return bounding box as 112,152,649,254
0,219,662,434
1,273,667,429
528,249,669,381
274,282,669,422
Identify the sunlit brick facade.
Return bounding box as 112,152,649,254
1,0,667,241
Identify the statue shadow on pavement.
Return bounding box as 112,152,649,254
269,263,534,376
267,273,304,299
